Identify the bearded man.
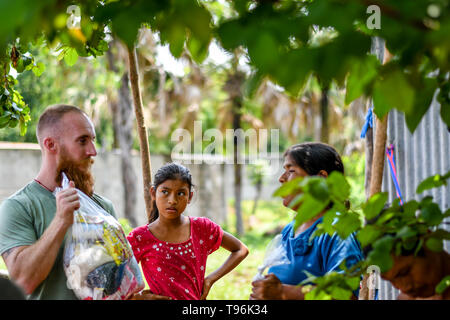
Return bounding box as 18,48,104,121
0,105,113,299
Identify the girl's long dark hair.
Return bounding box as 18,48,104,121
148,162,194,223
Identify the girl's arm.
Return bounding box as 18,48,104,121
200,231,249,300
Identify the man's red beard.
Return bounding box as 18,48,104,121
55,150,95,197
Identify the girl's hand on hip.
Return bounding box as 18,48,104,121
200,276,215,300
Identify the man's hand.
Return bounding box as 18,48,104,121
128,289,172,300
250,273,284,300
55,181,79,228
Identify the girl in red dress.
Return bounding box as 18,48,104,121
127,163,249,300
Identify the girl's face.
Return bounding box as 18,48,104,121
151,179,193,220
278,154,309,209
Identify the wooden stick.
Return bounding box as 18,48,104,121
127,45,153,220
360,46,392,300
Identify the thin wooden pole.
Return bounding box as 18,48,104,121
127,45,153,220
360,47,392,300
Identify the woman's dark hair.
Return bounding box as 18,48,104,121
283,142,344,176
284,142,347,209
148,162,194,223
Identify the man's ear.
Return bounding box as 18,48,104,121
318,170,328,178
43,137,58,154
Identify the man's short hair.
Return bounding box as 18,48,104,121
36,104,86,144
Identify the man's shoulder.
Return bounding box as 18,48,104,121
92,193,112,206
92,193,116,217
0,182,38,212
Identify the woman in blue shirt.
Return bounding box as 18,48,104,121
250,142,363,300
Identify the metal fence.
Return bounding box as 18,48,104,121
368,36,450,300
377,97,450,300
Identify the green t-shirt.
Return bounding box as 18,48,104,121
0,180,117,300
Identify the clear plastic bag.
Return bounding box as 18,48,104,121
253,234,291,281
56,173,145,300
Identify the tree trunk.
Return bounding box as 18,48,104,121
127,45,153,221
221,163,228,225
106,43,138,227
251,180,262,216
364,100,374,200
117,73,138,226
368,114,388,195
320,85,330,143
233,98,244,236
360,45,392,300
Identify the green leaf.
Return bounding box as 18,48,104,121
330,286,352,300
287,193,304,210
345,54,379,104
416,171,450,194
334,211,363,239
187,34,210,63
326,171,350,202
272,176,304,197
363,192,388,220
404,77,436,133
244,71,264,98
357,225,383,248
64,47,78,66
161,23,186,58
319,209,339,237
440,101,450,128
413,238,424,257
248,31,279,73
368,236,395,273
15,58,25,73
0,114,11,128
32,62,45,76
435,276,450,295
401,200,419,220
19,116,27,136
294,194,329,230
309,179,330,202
305,289,332,300
425,237,443,252
346,277,361,290
419,202,443,226
431,229,450,241
396,226,417,240
372,69,415,119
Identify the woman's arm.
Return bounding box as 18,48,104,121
200,231,249,299
250,273,307,300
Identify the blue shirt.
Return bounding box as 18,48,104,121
268,217,363,286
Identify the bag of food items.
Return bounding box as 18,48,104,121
55,173,145,300
253,234,291,281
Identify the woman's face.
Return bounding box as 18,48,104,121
278,154,309,209
151,179,192,220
